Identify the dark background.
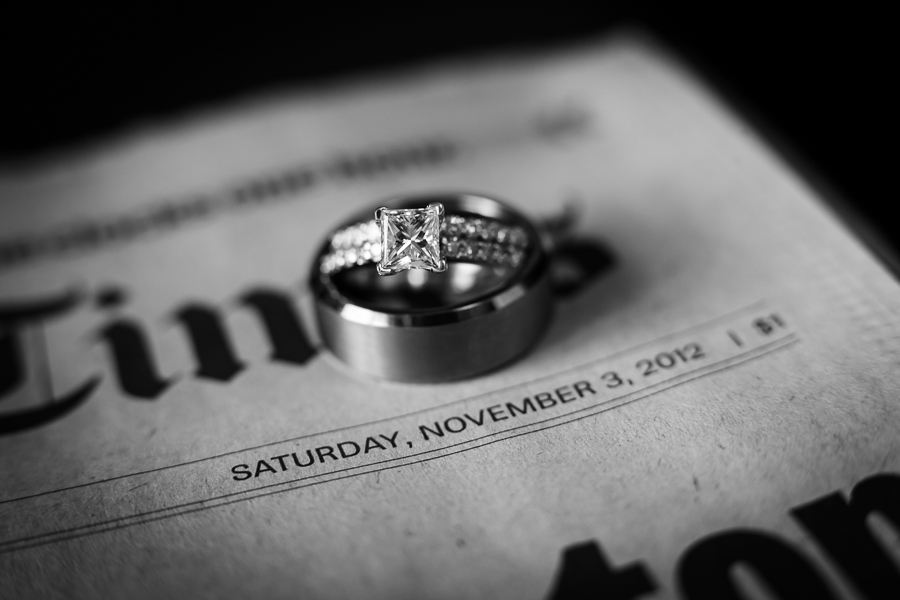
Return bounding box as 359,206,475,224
1,5,893,259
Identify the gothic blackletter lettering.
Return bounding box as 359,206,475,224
0,289,100,435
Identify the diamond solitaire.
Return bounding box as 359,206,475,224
375,203,447,276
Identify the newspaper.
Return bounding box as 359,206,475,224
2,32,899,599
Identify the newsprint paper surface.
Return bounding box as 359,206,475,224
2,32,900,599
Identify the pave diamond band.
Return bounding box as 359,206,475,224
321,212,530,275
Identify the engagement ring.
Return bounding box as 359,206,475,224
320,202,530,276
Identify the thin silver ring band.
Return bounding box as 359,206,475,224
309,193,552,382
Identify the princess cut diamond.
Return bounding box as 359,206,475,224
376,203,447,276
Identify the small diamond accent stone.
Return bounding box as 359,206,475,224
508,227,527,247
378,204,444,275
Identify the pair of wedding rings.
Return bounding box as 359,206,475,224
310,193,552,382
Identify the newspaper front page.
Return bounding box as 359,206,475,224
1,32,899,599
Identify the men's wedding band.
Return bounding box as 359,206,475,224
309,193,552,382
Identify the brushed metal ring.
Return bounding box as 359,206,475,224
309,193,552,382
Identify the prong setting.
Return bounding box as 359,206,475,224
376,203,445,276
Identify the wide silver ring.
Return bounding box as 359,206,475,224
309,193,552,382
